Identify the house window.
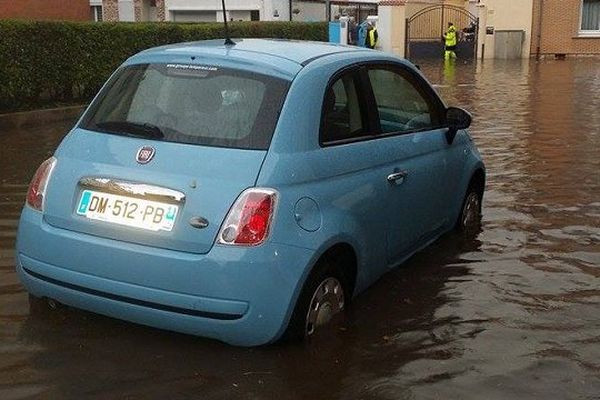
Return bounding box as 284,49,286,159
91,5,103,22
581,0,600,33
250,10,260,21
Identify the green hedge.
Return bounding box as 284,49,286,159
0,20,328,113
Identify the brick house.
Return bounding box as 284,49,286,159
99,0,378,23
0,0,91,21
100,0,289,22
531,0,600,57
100,0,163,22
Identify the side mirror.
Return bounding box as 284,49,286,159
445,107,472,144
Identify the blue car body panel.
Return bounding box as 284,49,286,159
16,39,485,346
17,208,316,346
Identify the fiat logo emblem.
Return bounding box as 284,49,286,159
136,146,155,164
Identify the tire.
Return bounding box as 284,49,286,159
457,185,482,232
283,260,347,342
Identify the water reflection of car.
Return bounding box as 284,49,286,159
16,39,485,346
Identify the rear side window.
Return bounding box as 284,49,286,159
321,70,368,144
368,68,440,134
80,64,290,150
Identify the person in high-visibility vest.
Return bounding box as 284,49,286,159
366,22,378,49
443,22,458,60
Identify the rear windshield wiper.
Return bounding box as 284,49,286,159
93,121,165,139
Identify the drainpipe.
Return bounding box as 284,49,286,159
536,0,544,60
289,0,292,21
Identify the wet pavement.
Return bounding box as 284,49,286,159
1,58,599,399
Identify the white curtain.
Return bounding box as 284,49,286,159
582,0,600,30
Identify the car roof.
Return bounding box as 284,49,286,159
142,38,368,65
127,39,378,80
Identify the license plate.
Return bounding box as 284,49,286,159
76,190,178,232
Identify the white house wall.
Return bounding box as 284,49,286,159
118,0,135,21
291,1,326,22
483,0,534,58
263,0,290,21
165,0,290,21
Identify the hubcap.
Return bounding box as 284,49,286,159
462,192,481,228
305,277,345,336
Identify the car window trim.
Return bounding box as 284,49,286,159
320,123,449,148
319,65,376,147
320,60,450,148
358,66,382,134
363,61,448,137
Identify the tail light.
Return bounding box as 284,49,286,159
26,157,57,211
218,188,278,246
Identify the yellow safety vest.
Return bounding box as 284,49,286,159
368,28,378,48
445,26,457,47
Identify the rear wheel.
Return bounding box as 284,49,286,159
284,261,347,341
305,276,345,336
457,186,482,231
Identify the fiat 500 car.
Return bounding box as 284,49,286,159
16,39,485,346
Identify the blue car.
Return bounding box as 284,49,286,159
16,39,485,346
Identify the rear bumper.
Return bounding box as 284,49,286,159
16,207,314,346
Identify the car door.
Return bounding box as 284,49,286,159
315,66,427,282
363,63,463,265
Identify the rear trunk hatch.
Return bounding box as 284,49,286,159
44,128,265,254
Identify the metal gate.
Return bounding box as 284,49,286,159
405,5,478,61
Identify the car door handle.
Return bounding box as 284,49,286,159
387,171,408,184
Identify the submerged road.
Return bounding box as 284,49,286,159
1,58,599,399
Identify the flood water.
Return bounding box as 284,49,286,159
1,58,599,399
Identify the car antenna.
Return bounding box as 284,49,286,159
221,0,235,46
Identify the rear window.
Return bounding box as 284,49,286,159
80,63,290,150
